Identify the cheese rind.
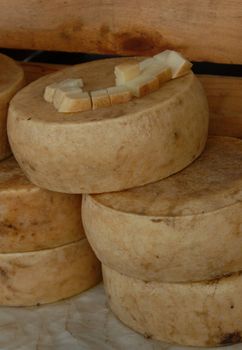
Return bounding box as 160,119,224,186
0,157,84,253
8,58,208,194
0,54,25,161
103,265,242,347
83,137,242,282
0,239,101,306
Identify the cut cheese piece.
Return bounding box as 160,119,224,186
0,239,101,306
58,91,91,113
44,78,83,103
53,86,82,109
125,73,159,97
8,58,209,194
0,54,25,161
139,57,154,70
83,137,242,282
103,265,242,347
91,89,111,109
107,86,132,105
115,61,140,86
154,50,192,78
143,63,172,85
0,157,84,253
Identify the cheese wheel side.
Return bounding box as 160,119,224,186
0,157,84,253
7,58,208,194
83,194,242,282
103,265,242,347
0,54,25,160
0,239,101,306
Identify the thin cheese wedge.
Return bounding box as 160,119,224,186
44,78,83,103
125,73,159,97
91,89,111,109
8,58,208,194
103,265,242,347
53,86,82,109
115,61,140,86
0,157,84,253
0,54,25,161
107,86,132,105
154,50,192,78
0,239,101,306
83,137,242,283
58,91,91,113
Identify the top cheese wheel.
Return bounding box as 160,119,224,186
0,157,84,253
83,136,242,282
7,58,209,194
0,54,25,160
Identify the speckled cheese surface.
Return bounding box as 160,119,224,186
8,58,208,193
83,137,242,282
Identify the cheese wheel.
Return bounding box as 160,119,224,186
103,265,242,347
0,157,84,253
0,54,25,160
7,58,208,194
0,239,101,306
83,137,242,282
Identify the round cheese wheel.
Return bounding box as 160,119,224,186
103,265,242,347
0,157,84,253
0,54,25,160
83,137,242,282
7,58,208,193
0,239,101,306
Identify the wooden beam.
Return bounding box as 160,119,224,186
20,62,242,138
1,0,242,64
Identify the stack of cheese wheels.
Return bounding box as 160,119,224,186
7,57,209,194
0,157,101,306
82,136,242,347
0,54,25,161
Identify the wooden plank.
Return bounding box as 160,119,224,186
20,62,242,138
1,0,242,64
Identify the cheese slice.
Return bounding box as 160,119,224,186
8,58,208,194
125,73,160,97
0,157,84,253
83,137,242,282
58,91,91,113
154,50,192,78
44,78,83,103
0,54,25,161
107,86,132,105
0,239,101,306
91,89,111,109
103,265,242,347
115,61,140,85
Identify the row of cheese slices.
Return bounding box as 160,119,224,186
43,50,192,113
0,55,101,306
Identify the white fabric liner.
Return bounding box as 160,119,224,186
0,283,240,350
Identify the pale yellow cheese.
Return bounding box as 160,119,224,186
0,54,25,161
53,86,82,109
0,157,84,253
0,239,101,306
91,89,111,109
58,91,91,113
8,58,208,194
83,137,242,282
103,265,242,347
44,78,83,103
115,61,140,86
107,86,132,105
154,50,192,78
125,73,159,97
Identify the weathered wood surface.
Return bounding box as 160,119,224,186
20,62,242,138
1,0,242,64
